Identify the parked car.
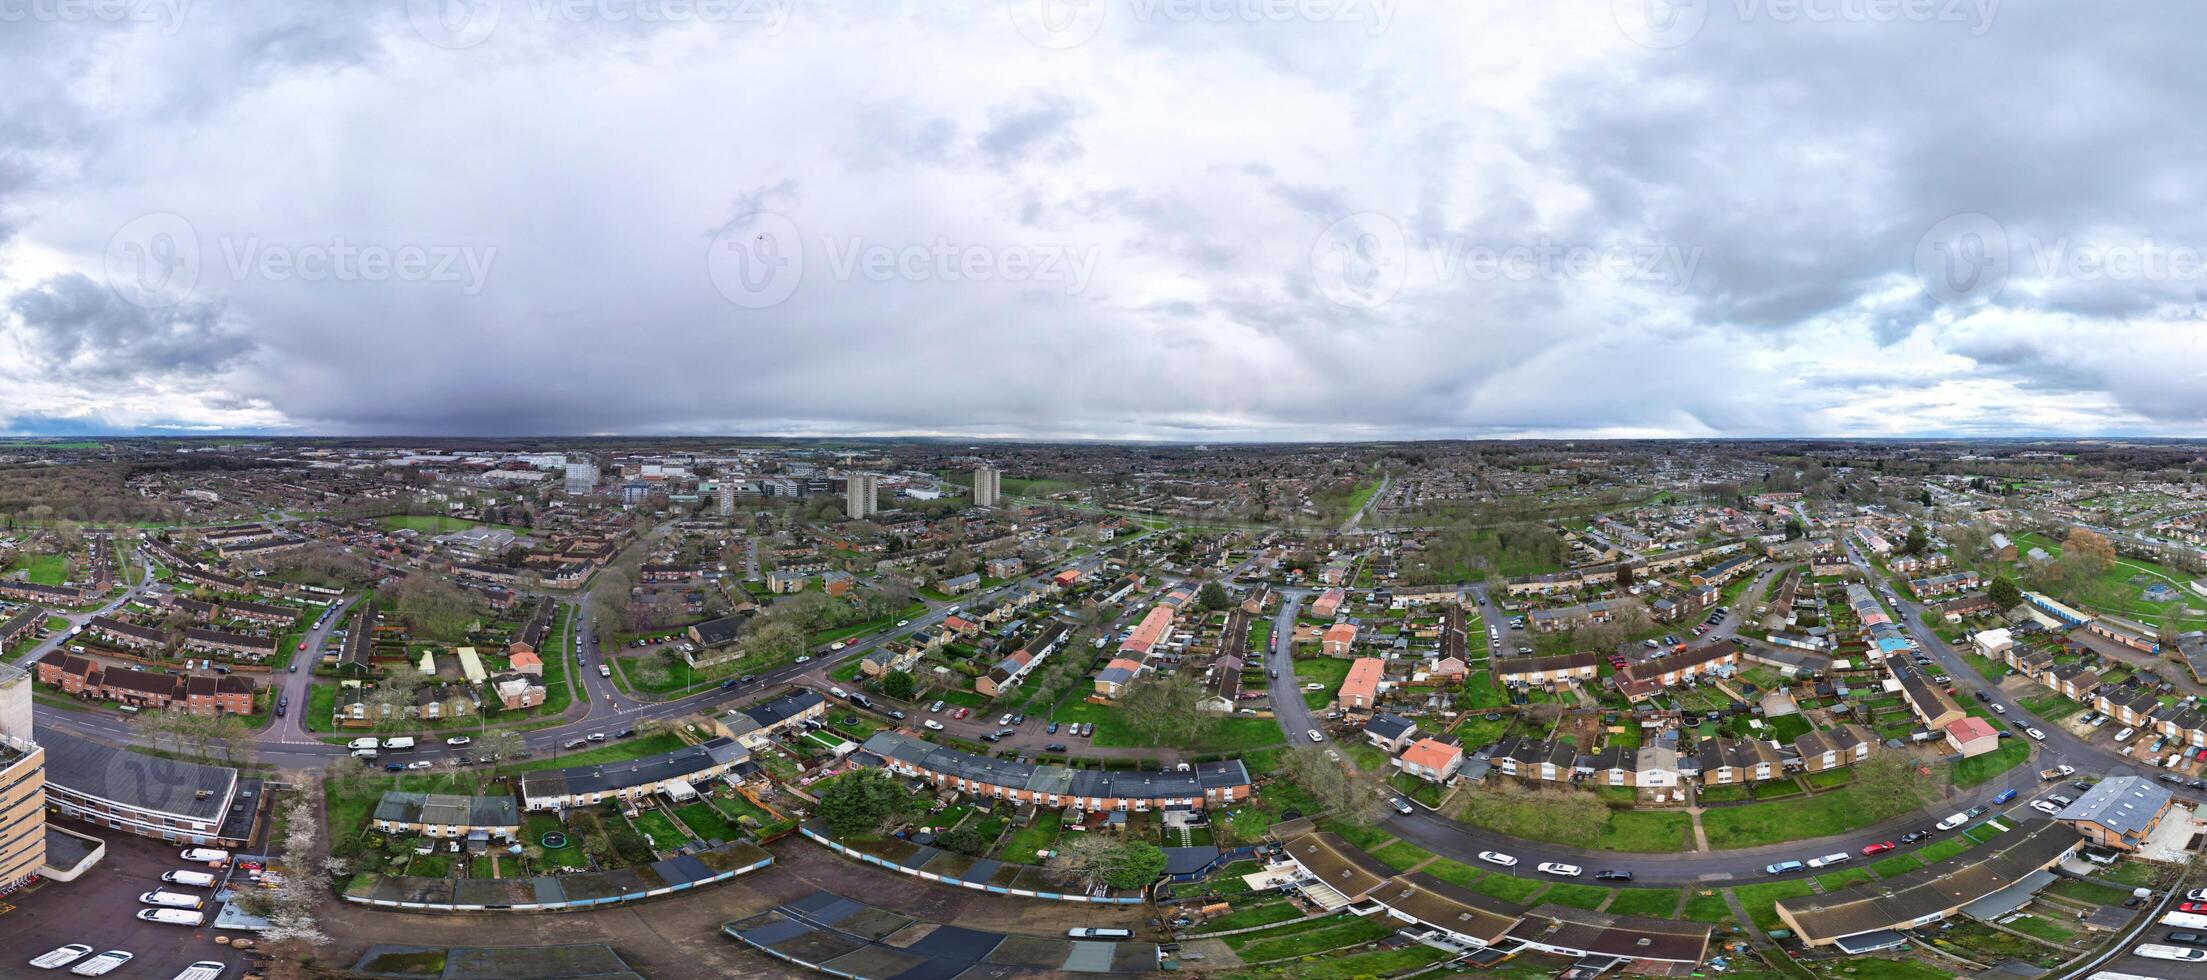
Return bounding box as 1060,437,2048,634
1390,798,1414,815
1764,861,1804,875
1537,862,1582,877
1861,841,1895,855
2031,800,2062,815
1900,830,1931,844
929,700,946,713
923,720,944,730
1045,742,1068,752
1477,851,1517,867
1306,729,1325,743
1991,789,2016,805
1805,852,1849,869
1593,870,1633,881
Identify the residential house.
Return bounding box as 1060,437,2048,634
1790,724,1875,772
1363,713,1417,753
1394,739,1464,783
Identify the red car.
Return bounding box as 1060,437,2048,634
952,707,971,720
2180,901,2207,914
1860,841,1895,856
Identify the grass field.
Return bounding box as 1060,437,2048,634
1049,698,1284,752
9,553,67,586
1371,840,1433,870
1733,879,1814,931
1698,784,1916,849
1538,883,1613,910
1604,888,1679,917
1469,874,1546,903
1679,890,1736,922
1951,736,2030,787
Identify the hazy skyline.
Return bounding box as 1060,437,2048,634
3,2,2205,440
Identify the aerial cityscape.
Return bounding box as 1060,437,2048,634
5,2,2207,980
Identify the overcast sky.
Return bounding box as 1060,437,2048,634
1,1,2203,440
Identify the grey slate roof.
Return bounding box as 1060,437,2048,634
2054,775,2172,839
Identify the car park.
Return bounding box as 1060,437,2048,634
1537,862,1581,877
1477,851,1517,867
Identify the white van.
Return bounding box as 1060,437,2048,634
347,737,380,750
1067,927,1132,940
160,870,216,888
137,891,204,910
382,736,415,751
68,951,132,976
29,944,92,969
178,847,229,864
136,908,205,926
351,748,379,760
170,960,228,980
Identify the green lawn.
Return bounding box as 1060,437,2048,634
998,811,1064,865
1226,917,1392,961
1370,840,1433,871
1313,816,1392,852
1538,883,1613,910
1469,874,1545,903
1679,890,1736,922
1419,858,1483,888
1870,852,1925,877
1200,898,1302,932
1951,737,2030,787
1733,879,1814,931
1604,888,1679,917
9,553,67,586
1698,783,1921,849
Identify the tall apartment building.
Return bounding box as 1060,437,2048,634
973,465,1002,507
0,663,46,886
717,481,736,516
846,473,879,520
563,460,598,495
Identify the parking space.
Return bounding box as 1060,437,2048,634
0,831,254,978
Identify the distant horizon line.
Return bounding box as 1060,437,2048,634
0,433,2196,446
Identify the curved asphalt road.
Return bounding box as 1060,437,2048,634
1263,552,2205,887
